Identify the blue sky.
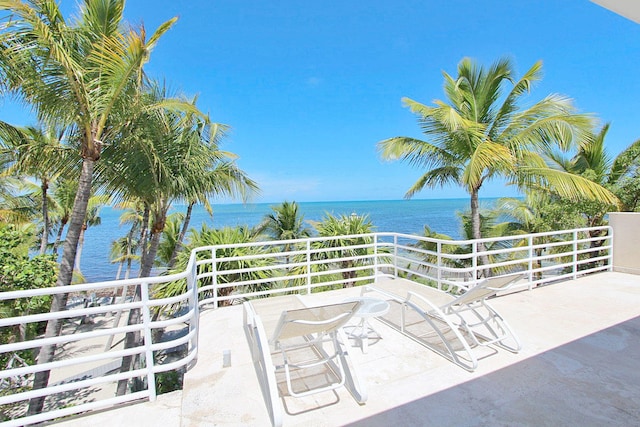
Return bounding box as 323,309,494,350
2,0,639,203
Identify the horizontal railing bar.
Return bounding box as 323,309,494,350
1,391,150,427
0,322,145,354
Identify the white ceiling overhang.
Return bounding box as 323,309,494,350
591,0,640,23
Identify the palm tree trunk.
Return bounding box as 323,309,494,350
74,225,87,274
125,257,132,280
139,204,150,265
470,189,490,277
141,222,164,277
39,180,49,255
167,201,194,269
115,262,123,280
52,219,67,256
116,210,166,396
27,158,95,415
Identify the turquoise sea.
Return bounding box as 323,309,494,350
80,198,500,282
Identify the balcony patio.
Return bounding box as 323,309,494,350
2,225,640,426
51,270,640,426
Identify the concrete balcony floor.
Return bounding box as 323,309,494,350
56,271,640,426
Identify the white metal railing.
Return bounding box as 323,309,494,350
0,226,612,425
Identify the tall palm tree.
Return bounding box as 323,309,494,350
97,84,256,395
0,0,179,413
100,84,256,278
378,57,618,252
167,158,259,269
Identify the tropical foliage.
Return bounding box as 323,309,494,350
1,0,640,416
0,223,57,364
0,0,194,410
378,56,620,249
154,224,272,312
310,213,376,288
260,201,312,242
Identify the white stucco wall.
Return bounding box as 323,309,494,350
609,212,640,275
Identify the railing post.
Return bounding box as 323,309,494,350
373,234,379,282
608,226,614,272
306,239,312,294
211,248,218,309
528,235,534,290
188,255,199,363
393,234,398,278
140,280,156,401
437,241,442,290
573,230,579,280
472,241,478,283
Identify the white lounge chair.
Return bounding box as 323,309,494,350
243,295,367,427
363,273,524,371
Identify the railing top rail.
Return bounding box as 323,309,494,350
176,226,615,264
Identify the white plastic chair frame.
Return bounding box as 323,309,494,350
364,273,524,371
270,304,357,398
243,296,367,427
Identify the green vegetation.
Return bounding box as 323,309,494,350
310,212,377,289
0,0,256,410
0,223,57,365
1,0,640,415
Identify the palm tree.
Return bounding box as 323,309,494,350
167,159,259,269
377,57,619,263
0,0,179,413
154,224,272,312
261,201,312,242
495,194,587,279
545,124,640,218
96,84,256,395
608,133,640,212
311,213,375,288
156,212,185,268
0,124,73,254
110,235,139,280
0,176,39,224
50,178,78,256
113,199,147,276
539,124,640,267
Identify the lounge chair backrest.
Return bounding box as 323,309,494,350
451,274,525,307
271,301,362,342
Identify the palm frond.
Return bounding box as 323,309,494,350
518,166,620,207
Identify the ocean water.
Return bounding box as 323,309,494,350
79,198,499,282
